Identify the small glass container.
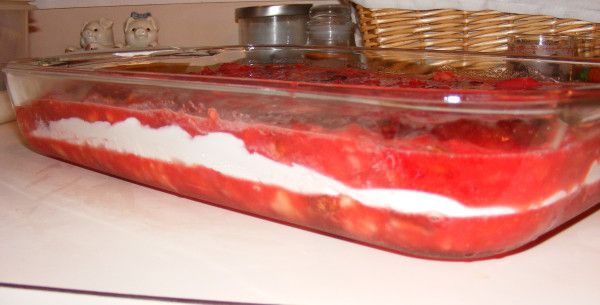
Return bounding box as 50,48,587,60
235,4,312,45
508,34,576,80
576,34,600,58
307,4,354,46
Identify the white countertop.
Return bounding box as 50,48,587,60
0,120,599,305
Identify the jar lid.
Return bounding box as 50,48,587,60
235,4,312,21
309,4,351,18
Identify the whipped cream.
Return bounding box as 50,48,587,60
31,117,596,217
585,161,600,185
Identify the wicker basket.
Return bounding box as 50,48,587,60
355,4,600,56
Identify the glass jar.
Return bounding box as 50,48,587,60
507,34,576,81
306,5,354,46
235,4,312,46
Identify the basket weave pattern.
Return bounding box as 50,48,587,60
356,4,600,54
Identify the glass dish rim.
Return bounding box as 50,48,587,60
6,45,600,119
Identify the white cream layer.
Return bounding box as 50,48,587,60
30,117,598,217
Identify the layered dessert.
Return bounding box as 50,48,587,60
12,62,600,259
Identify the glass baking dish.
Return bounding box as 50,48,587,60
5,46,600,259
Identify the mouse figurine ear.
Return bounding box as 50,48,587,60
99,18,114,28
147,16,158,31
124,16,135,31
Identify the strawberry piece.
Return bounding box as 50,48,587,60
588,68,600,83
377,118,411,140
431,119,547,151
407,79,427,87
494,77,541,90
432,71,458,82
199,67,216,75
354,79,381,86
216,62,256,77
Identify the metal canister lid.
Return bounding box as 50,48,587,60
235,4,312,21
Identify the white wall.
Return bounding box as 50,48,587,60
29,0,334,57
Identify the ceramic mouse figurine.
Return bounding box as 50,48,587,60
79,18,116,50
124,12,159,48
